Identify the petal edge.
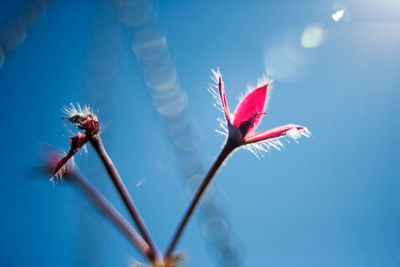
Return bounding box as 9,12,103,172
244,124,307,144
218,75,232,124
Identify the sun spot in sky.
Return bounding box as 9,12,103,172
332,9,345,22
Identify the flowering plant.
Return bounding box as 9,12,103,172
42,70,310,267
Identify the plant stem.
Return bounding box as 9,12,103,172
69,171,153,262
88,134,161,262
165,140,236,257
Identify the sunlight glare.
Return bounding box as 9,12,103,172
332,9,345,22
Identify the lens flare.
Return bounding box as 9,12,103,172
332,9,345,22
301,24,326,48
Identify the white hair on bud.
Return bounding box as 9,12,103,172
62,103,93,118
286,127,312,143
215,116,228,137
208,68,225,114
256,74,273,88
244,127,311,158
49,156,75,183
49,165,66,183
208,68,231,138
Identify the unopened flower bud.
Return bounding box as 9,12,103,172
62,103,99,135
43,149,74,181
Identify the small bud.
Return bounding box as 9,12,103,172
42,149,74,181
62,103,99,135
49,132,88,179
69,132,89,153
47,104,96,181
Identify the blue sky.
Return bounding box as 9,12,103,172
1,0,400,267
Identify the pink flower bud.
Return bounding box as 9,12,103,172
210,69,310,156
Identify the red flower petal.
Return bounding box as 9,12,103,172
218,76,232,124
244,124,304,144
232,84,268,136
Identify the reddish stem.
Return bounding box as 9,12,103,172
88,134,161,262
68,171,153,262
165,140,236,258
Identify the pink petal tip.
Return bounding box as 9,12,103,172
232,84,269,137
244,124,306,144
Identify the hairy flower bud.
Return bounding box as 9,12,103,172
62,103,99,135
42,148,74,181
209,69,310,157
